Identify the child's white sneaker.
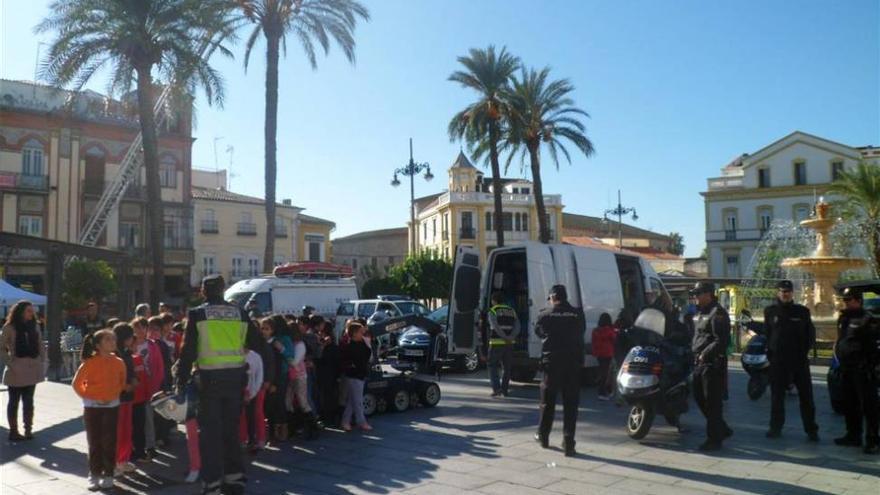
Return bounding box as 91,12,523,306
87,474,100,491
99,477,114,489
184,470,200,483
121,462,137,473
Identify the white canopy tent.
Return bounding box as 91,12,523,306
0,279,47,314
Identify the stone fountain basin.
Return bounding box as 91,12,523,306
781,256,866,274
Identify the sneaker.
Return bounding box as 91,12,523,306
87,474,100,491
99,477,114,489
834,435,862,447
765,429,782,438
359,423,373,432
184,470,200,483
122,462,137,473
113,465,125,478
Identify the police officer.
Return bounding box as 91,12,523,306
534,284,585,457
175,275,252,495
690,282,733,451
763,280,819,441
487,292,520,397
834,288,879,454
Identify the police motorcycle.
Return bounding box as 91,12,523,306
617,308,693,440
738,310,770,400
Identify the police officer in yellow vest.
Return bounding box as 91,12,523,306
175,275,252,495
488,292,520,397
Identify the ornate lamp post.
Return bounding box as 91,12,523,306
603,189,638,250
391,138,433,253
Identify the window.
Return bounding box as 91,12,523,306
723,209,737,240
794,204,811,222
460,211,475,239
388,256,395,265
119,221,141,248
21,139,44,176
201,209,218,233
432,218,437,239
231,257,244,277
485,211,493,232
512,187,519,194
726,255,740,277
352,259,358,269
502,212,513,231
357,303,376,318
306,233,325,262
794,161,807,186
163,208,192,249
514,213,521,232
159,156,177,188
423,222,427,241
17,215,42,236
831,161,845,181
247,257,260,277
522,213,528,231
521,187,530,195
758,207,773,235
202,255,216,277
758,168,770,188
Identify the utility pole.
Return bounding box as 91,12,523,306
603,190,638,250
391,138,434,254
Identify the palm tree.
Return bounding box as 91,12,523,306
504,67,594,243
448,46,521,247
828,160,880,276
235,0,369,272
37,0,235,308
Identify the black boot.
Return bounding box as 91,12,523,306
834,435,862,447
23,410,34,440
562,438,576,457
7,416,24,442
534,432,549,448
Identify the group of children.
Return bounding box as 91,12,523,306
72,306,374,491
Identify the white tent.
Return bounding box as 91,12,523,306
0,279,47,309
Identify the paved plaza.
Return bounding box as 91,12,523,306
1,363,878,495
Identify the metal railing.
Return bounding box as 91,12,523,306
275,225,288,237
237,222,257,236
200,219,219,233
0,173,49,191
460,227,476,239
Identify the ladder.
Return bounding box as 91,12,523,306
77,85,172,246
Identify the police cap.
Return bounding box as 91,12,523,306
689,281,716,296
776,280,794,291
841,287,863,302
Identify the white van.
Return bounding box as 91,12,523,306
225,276,358,318
447,242,669,382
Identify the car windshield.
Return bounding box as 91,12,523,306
396,302,429,316
427,305,448,323
227,291,253,308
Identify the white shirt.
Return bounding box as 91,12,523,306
244,350,264,400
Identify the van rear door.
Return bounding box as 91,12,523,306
448,246,481,355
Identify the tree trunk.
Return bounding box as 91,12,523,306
528,142,549,243
488,120,505,247
263,31,280,273
136,65,164,310
872,222,880,278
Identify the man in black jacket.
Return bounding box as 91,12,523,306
690,282,733,451
834,288,880,454
534,284,585,457
763,280,819,441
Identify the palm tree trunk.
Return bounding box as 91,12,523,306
527,142,549,243
872,223,880,278
489,121,505,247
263,31,280,273
136,65,164,310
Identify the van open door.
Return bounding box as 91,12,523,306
448,246,481,355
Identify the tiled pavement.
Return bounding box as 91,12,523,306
1,363,878,495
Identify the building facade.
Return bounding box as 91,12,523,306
562,212,675,252
191,169,334,287
701,131,878,278
331,227,408,283
412,152,563,259
0,79,193,300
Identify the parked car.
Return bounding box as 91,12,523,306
334,298,430,340
396,305,480,373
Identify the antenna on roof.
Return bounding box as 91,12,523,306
226,145,235,190
213,136,224,171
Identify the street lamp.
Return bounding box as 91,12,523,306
603,189,638,250
391,138,433,253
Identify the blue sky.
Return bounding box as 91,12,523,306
2,0,878,257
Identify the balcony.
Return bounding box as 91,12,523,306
82,181,147,200
707,176,744,191
724,230,737,241
200,219,219,234
460,227,476,239
237,222,257,236
275,225,288,238
0,173,49,192
436,191,563,208
706,229,768,242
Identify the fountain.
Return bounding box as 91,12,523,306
780,199,866,319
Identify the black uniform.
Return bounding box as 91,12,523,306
535,301,586,446
836,308,880,448
763,300,818,435
175,299,252,495
692,300,732,445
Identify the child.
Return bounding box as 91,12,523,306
72,329,126,491
112,324,138,477
133,317,163,458
592,313,617,400
130,327,150,463
148,316,174,446
286,322,319,438
240,342,264,452
339,321,372,432
261,317,290,444
316,321,341,427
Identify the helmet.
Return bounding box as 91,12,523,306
150,387,197,424
634,308,666,336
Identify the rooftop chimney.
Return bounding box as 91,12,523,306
282,199,292,206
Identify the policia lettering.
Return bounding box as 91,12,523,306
487,300,520,396
175,275,251,495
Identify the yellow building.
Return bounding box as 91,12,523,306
413,152,564,259
191,172,334,286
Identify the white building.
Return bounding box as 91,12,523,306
701,131,879,278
